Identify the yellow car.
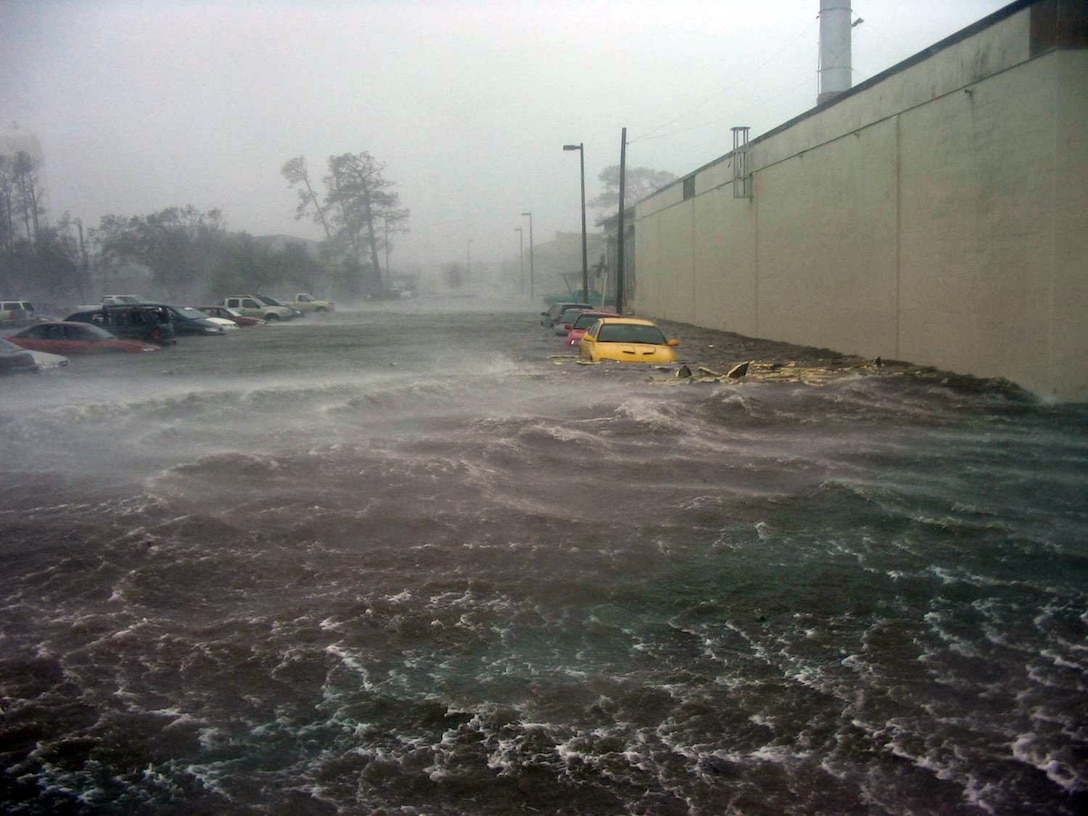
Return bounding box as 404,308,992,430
578,317,680,364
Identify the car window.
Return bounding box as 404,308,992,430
597,324,667,344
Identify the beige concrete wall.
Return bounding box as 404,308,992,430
691,185,757,334
755,117,900,357
896,53,1061,390
1047,48,1088,401
631,7,1087,399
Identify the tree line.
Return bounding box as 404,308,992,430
2,143,671,308
0,150,407,308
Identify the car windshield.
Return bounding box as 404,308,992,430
573,314,604,329
257,295,286,306
551,302,588,317
178,307,206,319
596,324,668,345
0,337,21,352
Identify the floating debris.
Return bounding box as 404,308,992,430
726,361,751,379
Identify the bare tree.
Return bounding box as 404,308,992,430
324,152,408,296
283,151,409,297
282,156,333,239
589,165,677,216
0,151,44,249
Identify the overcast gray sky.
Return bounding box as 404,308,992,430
3,0,1010,271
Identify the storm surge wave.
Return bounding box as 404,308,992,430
1,310,1085,815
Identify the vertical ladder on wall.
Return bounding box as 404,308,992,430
731,126,752,199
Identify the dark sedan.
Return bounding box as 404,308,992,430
65,305,176,345
162,305,228,336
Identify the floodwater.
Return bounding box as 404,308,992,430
1,302,1085,815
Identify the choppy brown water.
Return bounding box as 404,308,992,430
2,302,1086,815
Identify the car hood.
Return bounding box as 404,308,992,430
29,351,70,368
596,343,677,363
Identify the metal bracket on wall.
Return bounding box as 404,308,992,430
731,126,752,199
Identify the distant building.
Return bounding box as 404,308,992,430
529,231,606,301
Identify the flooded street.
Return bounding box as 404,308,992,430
2,302,1086,815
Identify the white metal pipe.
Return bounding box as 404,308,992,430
818,0,852,105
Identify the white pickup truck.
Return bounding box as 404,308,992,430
223,295,292,322
102,294,145,305
292,293,335,313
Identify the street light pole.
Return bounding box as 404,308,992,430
521,211,534,300
616,127,627,315
563,143,589,303
514,227,524,295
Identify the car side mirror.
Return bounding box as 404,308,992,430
668,339,680,347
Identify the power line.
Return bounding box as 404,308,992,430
634,21,814,144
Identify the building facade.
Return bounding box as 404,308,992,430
631,0,1088,399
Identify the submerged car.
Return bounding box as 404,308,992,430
198,305,265,327
65,304,176,345
541,301,592,328
578,317,680,364
0,336,42,373
255,294,304,319
564,309,617,348
8,321,159,354
552,305,596,336
167,305,231,333
223,295,292,321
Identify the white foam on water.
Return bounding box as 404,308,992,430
1012,733,1087,793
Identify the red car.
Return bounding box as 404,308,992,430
564,310,617,348
7,321,159,354
198,305,266,327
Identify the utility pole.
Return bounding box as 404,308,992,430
521,211,534,300
563,143,589,302
514,227,524,295
616,127,627,316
